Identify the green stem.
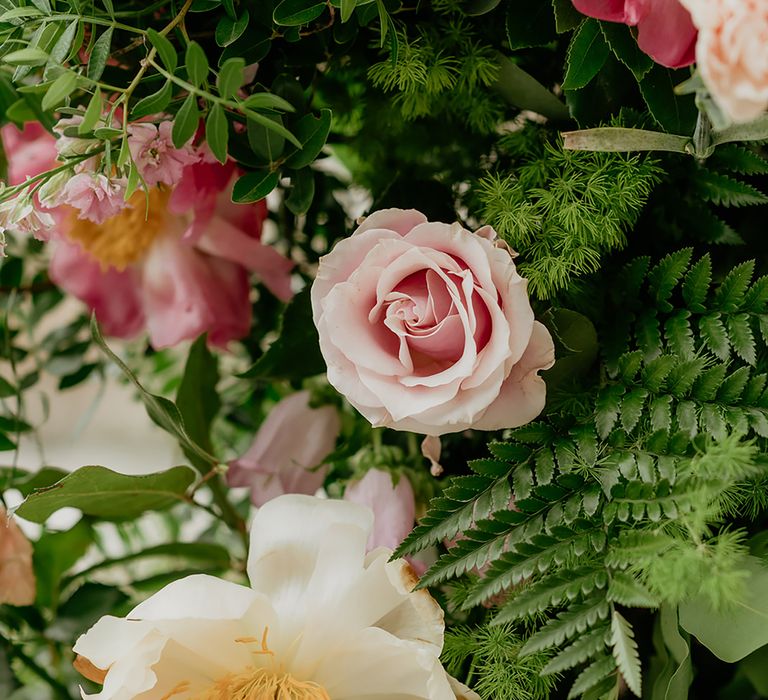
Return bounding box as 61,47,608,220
118,0,194,114
0,151,99,202
38,14,145,34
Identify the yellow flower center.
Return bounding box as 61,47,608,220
191,668,330,700
66,187,172,270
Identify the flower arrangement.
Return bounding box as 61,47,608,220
1,0,768,699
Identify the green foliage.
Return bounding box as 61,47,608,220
398,248,768,698
367,16,503,134
477,129,661,299
442,623,558,700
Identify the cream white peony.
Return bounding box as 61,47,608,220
73,495,479,700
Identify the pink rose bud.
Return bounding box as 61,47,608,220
311,208,555,436
0,507,35,606
227,391,341,506
680,0,768,123
573,0,697,69
344,468,417,551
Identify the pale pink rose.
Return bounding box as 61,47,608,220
54,172,127,224
48,159,293,348
128,121,199,188
1,122,58,185
573,0,697,68
311,209,556,436
0,507,35,606
344,468,416,552
680,0,768,123
227,391,341,506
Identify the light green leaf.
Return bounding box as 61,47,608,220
131,80,173,118
680,556,768,662
147,28,178,73
611,610,642,697
172,93,200,148
650,606,693,700
340,0,357,22
87,26,113,81
241,92,296,112
41,70,77,110
185,40,209,87
217,57,245,99
15,465,196,523
3,47,49,66
80,87,103,133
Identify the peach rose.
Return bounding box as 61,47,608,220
681,0,768,123
311,209,555,436
0,506,35,606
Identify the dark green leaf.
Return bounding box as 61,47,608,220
285,167,315,215
506,0,556,50
91,318,217,465
284,108,332,168
205,103,229,163
273,0,325,26
638,64,697,134
241,285,326,381
232,170,279,203
15,465,196,523
600,22,652,80
216,11,250,46
33,519,92,609
562,20,609,91
176,335,220,470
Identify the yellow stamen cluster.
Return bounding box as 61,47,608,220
193,667,331,700
66,188,171,270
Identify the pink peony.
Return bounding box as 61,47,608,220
344,468,416,552
572,0,697,68
311,209,555,436
1,122,58,185
48,159,293,348
127,121,199,188
0,506,35,606
54,172,127,224
680,0,768,123
227,391,341,506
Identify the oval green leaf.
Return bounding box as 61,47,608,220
232,170,279,203
14,465,197,523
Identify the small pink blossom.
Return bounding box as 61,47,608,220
344,468,417,552
128,121,199,188
54,172,128,224
227,391,341,506
0,193,55,245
